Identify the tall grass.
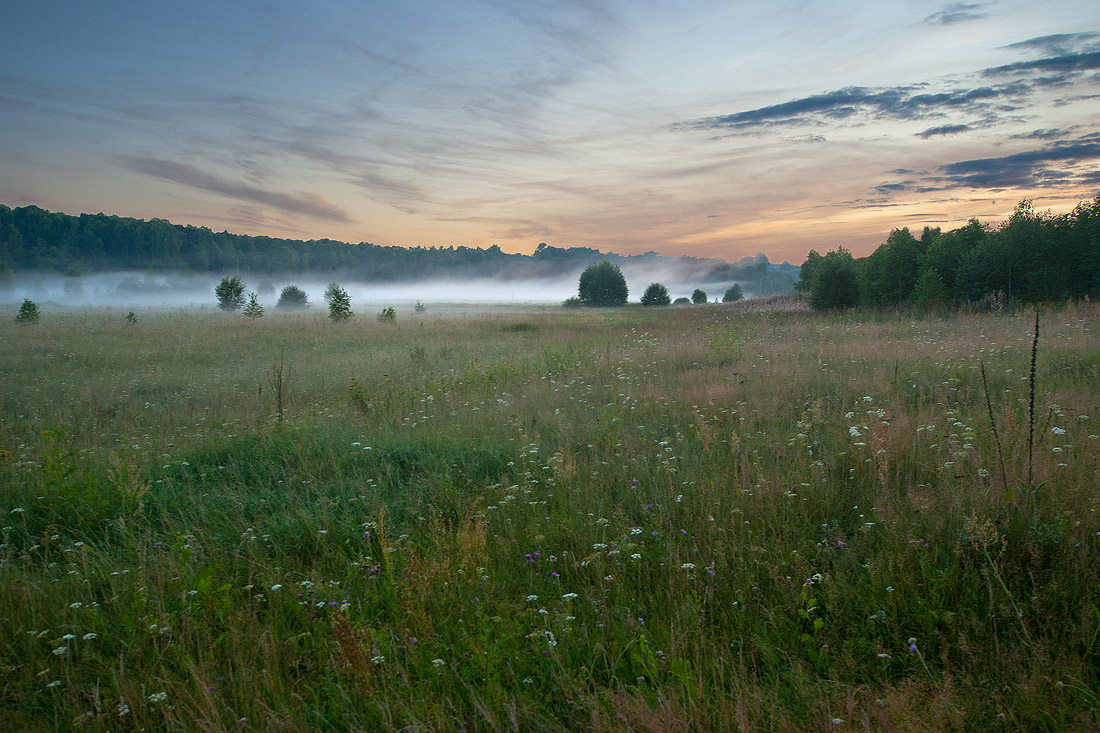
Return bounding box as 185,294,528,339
1,303,1098,730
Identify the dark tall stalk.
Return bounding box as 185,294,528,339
980,360,1009,492
271,348,287,425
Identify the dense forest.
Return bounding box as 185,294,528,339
798,196,1100,310
0,205,795,294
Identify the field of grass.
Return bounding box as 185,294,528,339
2,302,1099,731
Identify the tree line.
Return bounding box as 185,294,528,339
798,197,1100,310
0,205,794,292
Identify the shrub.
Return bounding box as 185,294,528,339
16,298,39,323
691,288,708,304
277,285,310,309
578,261,628,307
125,311,138,325
378,306,396,323
673,296,691,305
640,283,671,307
328,285,353,322
562,297,584,308
414,301,427,313
723,284,744,302
215,276,246,311
243,292,265,319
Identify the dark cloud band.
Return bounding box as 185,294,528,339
122,156,351,223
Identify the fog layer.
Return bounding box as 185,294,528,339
2,265,775,309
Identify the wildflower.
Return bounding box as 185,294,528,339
62,633,76,640
270,584,283,591
562,592,579,600
117,702,130,717
849,426,862,437
52,646,67,656
10,507,25,513
371,655,385,664
526,594,539,602
631,553,642,560
82,633,96,640
680,563,696,570
431,658,445,667
148,691,168,703
1052,426,1067,435
908,637,918,652
47,680,61,688
69,602,82,609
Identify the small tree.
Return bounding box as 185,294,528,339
640,282,671,306
578,261,628,307
328,285,353,321
377,306,396,323
277,285,309,309
125,311,138,325
673,296,691,305
16,298,39,323
723,284,744,303
414,300,426,313
243,292,265,319
215,276,246,311
691,288,708,304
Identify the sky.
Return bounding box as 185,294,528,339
2,1,1098,264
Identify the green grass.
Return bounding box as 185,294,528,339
1,303,1099,730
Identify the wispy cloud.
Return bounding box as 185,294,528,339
922,2,992,26
675,82,1030,131
1002,33,1100,56
1007,127,1081,140
122,156,352,223
878,135,1100,192
982,50,1100,77
938,141,1100,187
915,124,974,138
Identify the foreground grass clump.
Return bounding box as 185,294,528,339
1,303,1098,730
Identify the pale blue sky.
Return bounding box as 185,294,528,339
2,1,1098,262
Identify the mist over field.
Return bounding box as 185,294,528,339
0,263,762,308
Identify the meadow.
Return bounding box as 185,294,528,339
1,302,1098,731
